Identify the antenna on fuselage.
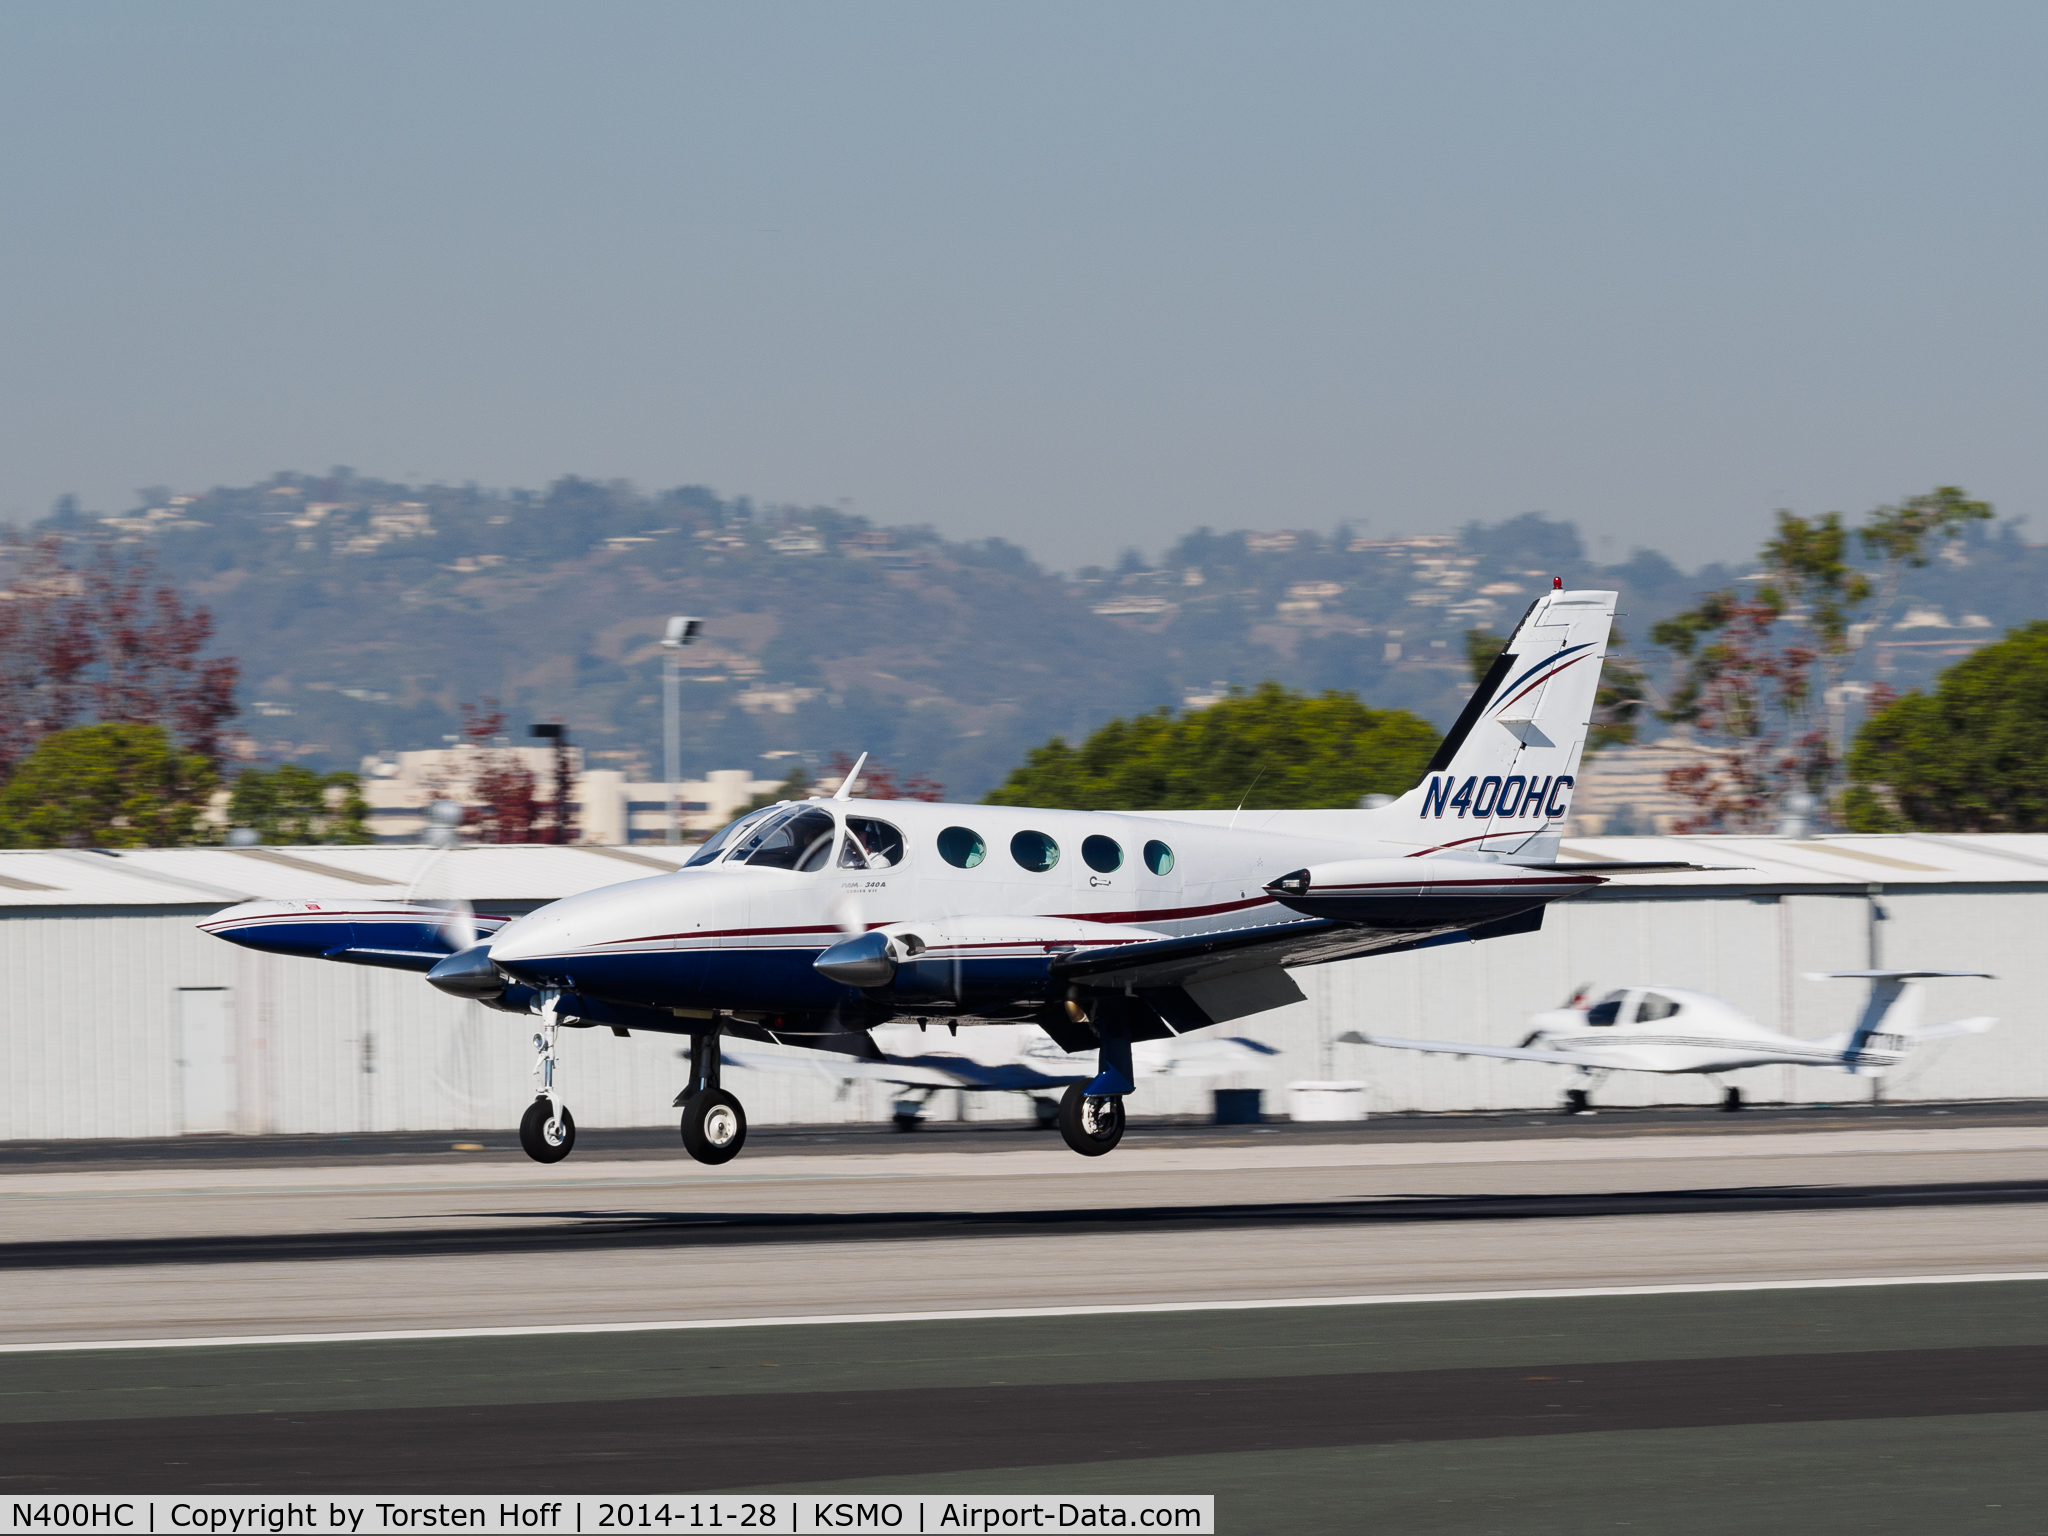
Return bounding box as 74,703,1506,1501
834,752,868,801
1227,764,1268,830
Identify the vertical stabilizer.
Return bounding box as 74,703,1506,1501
1366,587,1618,857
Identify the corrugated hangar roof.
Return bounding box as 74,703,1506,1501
0,833,2044,908
0,843,692,907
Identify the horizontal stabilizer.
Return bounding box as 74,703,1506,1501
1902,1015,1998,1043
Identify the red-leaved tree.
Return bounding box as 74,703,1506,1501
446,701,541,843
0,537,239,779
1653,592,1830,832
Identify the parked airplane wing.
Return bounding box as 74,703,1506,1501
1341,1030,1625,1067
721,1048,974,1090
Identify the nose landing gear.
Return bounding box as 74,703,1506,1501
519,996,577,1163
674,1024,749,1165
520,1097,576,1162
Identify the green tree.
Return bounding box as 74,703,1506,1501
0,723,216,847
1462,627,1507,684
983,682,1439,810
1843,622,2048,832
228,764,371,844
746,764,813,812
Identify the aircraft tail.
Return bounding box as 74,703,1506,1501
1365,585,1618,858
1808,970,1997,1073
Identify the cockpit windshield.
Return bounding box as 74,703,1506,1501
1585,990,1627,1026
735,804,838,872
683,807,778,868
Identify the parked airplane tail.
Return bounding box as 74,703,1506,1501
1365,585,1619,859
1808,970,1998,1073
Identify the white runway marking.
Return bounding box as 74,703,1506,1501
5,1270,2045,1353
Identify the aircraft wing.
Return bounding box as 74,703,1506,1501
1051,908,1543,992
1341,1030,1625,1068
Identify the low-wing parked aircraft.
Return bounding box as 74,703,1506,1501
723,1025,1280,1129
205,582,1695,1163
1348,970,1998,1113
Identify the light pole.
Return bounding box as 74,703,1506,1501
661,616,702,845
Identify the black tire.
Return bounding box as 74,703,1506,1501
1057,1081,1126,1157
891,1112,923,1132
680,1088,748,1165
1722,1087,1746,1113
519,1098,576,1164
1564,1088,1593,1116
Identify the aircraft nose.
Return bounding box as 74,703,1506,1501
484,876,689,970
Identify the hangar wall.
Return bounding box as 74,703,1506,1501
2,874,2036,1140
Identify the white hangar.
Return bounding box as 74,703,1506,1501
0,833,2039,1140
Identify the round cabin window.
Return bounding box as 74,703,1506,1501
1082,834,1123,873
1143,839,1175,876
1010,830,1060,872
937,826,987,869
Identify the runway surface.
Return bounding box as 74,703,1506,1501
5,1112,2047,1530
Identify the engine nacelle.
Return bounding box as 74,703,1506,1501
815,916,1165,1003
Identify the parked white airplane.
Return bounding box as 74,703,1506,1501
723,1025,1280,1129
204,583,1695,1164
1349,971,1997,1113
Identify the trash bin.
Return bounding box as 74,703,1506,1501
1287,1080,1368,1122
1212,1088,1264,1125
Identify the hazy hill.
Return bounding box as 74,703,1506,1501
21,473,2044,800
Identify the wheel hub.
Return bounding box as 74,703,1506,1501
703,1104,740,1146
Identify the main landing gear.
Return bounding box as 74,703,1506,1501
1721,1085,1746,1113
519,996,577,1163
1563,1087,1595,1116
1057,1082,1126,1157
674,1025,747,1165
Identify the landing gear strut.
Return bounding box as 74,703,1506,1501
1563,1087,1595,1116
675,1023,747,1165
519,995,576,1163
1057,1082,1126,1156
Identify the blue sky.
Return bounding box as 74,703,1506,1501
1,1,2042,569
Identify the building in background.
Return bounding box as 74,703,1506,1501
1564,731,1723,837
357,747,780,844
0,834,2034,1141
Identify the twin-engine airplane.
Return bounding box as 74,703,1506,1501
1351,970,1998,1113
204,584,1688,1164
